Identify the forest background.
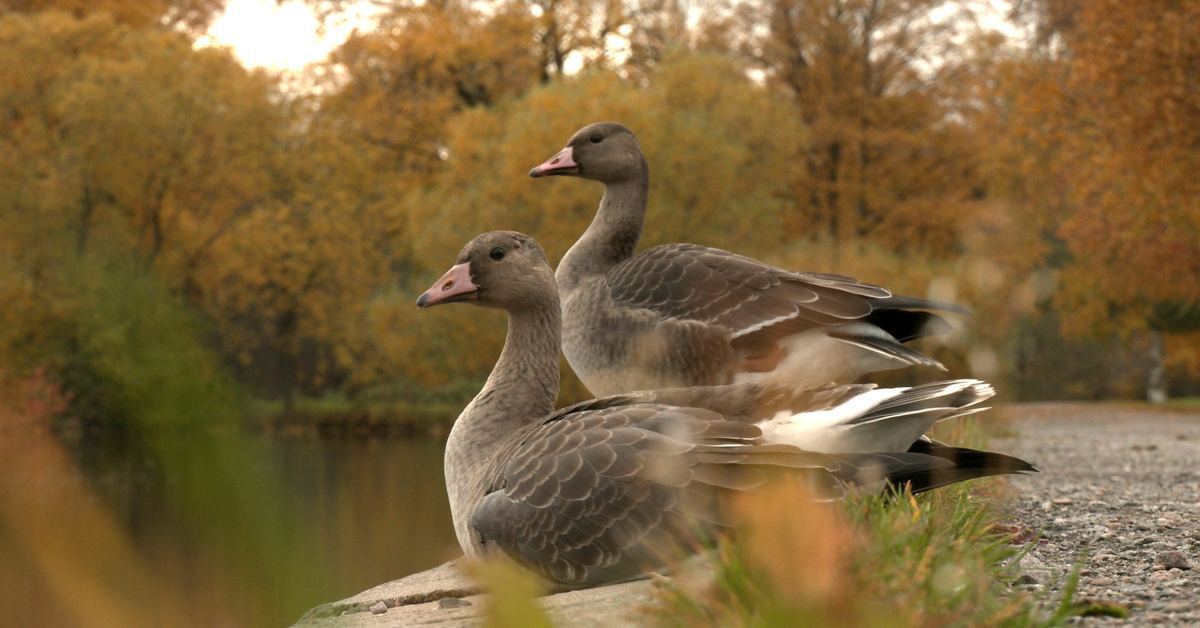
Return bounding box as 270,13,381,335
2,0,1199,432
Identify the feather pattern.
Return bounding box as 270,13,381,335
467,390,1017,588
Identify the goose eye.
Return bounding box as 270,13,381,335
489,247,506,261
589,133,603,144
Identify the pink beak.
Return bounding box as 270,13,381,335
416,263,478,307
529,146,579,177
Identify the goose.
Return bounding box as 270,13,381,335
416,230,1034,589
530,122,969,397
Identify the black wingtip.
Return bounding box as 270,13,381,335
869,295,973,316
904,441,1038,486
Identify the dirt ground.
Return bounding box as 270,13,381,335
994,403,1200,626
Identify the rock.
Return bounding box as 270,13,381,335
1051,497,1074,505
1013,553,1051,584
291,559,682,627
370,602,388,615
1155,551,1192,570
1162,600,1192,613
1088,577,1114,586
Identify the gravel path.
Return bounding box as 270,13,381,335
994,403,1200,626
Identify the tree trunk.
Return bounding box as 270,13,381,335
1146,329,1167,404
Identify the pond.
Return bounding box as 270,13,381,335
0,426,459,628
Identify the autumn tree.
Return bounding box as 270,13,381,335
0,0,226,31
0,10,294,415
302,0,689,83
1013,0,1200,401
318,1,540,179
192,94,403,406
722,0,983,258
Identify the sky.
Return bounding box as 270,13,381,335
201,0,369,71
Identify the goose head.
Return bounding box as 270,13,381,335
417,230,555,311
529,122,646,184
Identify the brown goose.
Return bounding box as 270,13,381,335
416,230,1033,589
530,122,969,397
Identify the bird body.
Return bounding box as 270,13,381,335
532,122,966,397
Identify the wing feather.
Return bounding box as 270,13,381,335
604,243,962,363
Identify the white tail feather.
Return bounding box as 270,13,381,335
756,379,994,454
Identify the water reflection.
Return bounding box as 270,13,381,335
0,427,459,628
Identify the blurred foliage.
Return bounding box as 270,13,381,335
654,481,1071,627
1,0,226,31
2,0,1200,427
70,257,246,428
1044,0,1200,339
468,559,555,628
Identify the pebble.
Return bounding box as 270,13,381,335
370,601,388,615
1155,551,1192,570
998,405,1200,626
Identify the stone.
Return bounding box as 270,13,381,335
1163,601,1192,613
1088,577,1114,586
291,559,683,627
370,602,388,615
1155,551,1192,570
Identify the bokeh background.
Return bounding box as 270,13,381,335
1,0,1198,626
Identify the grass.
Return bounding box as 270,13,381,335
248,395,460,438
647,416,1080,627
246,378,485,437
651,482,1073,628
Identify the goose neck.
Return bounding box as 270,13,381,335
558,176,649,288
451,301,562,450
